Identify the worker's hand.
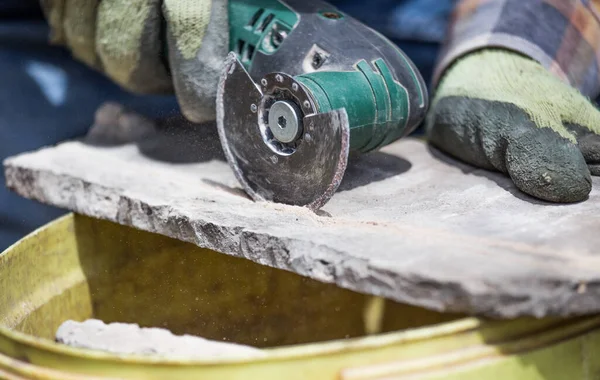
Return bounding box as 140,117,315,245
426,49,600,203
40,0,227,123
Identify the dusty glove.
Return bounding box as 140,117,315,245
427,49,600,203
40,0,228,123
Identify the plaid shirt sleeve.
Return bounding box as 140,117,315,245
433,0,600,98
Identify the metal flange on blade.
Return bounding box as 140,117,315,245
216,53,350,210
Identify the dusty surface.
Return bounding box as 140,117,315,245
4,121,600,318
56,319,265,358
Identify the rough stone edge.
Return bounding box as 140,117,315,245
4,160,600,319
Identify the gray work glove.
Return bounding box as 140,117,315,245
427,49,600,203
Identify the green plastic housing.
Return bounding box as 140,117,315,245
296,59,410,153
229,0,298,70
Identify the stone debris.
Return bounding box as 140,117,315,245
56,319,266,359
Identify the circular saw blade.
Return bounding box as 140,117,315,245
216,53,350,210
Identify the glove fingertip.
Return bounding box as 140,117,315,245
506,128,591,203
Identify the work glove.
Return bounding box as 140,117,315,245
427,49,600,203
40,0,228,123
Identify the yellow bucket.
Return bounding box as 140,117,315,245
1,214,599,379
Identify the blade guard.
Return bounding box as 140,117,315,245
216,53,350,210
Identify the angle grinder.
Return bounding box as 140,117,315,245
217,0,428,210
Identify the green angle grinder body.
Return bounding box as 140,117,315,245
217,0,428,210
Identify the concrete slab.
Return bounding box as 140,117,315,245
4,110,600,318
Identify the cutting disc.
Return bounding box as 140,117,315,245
216,53,350,210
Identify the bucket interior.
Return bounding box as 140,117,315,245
0,214,463,348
